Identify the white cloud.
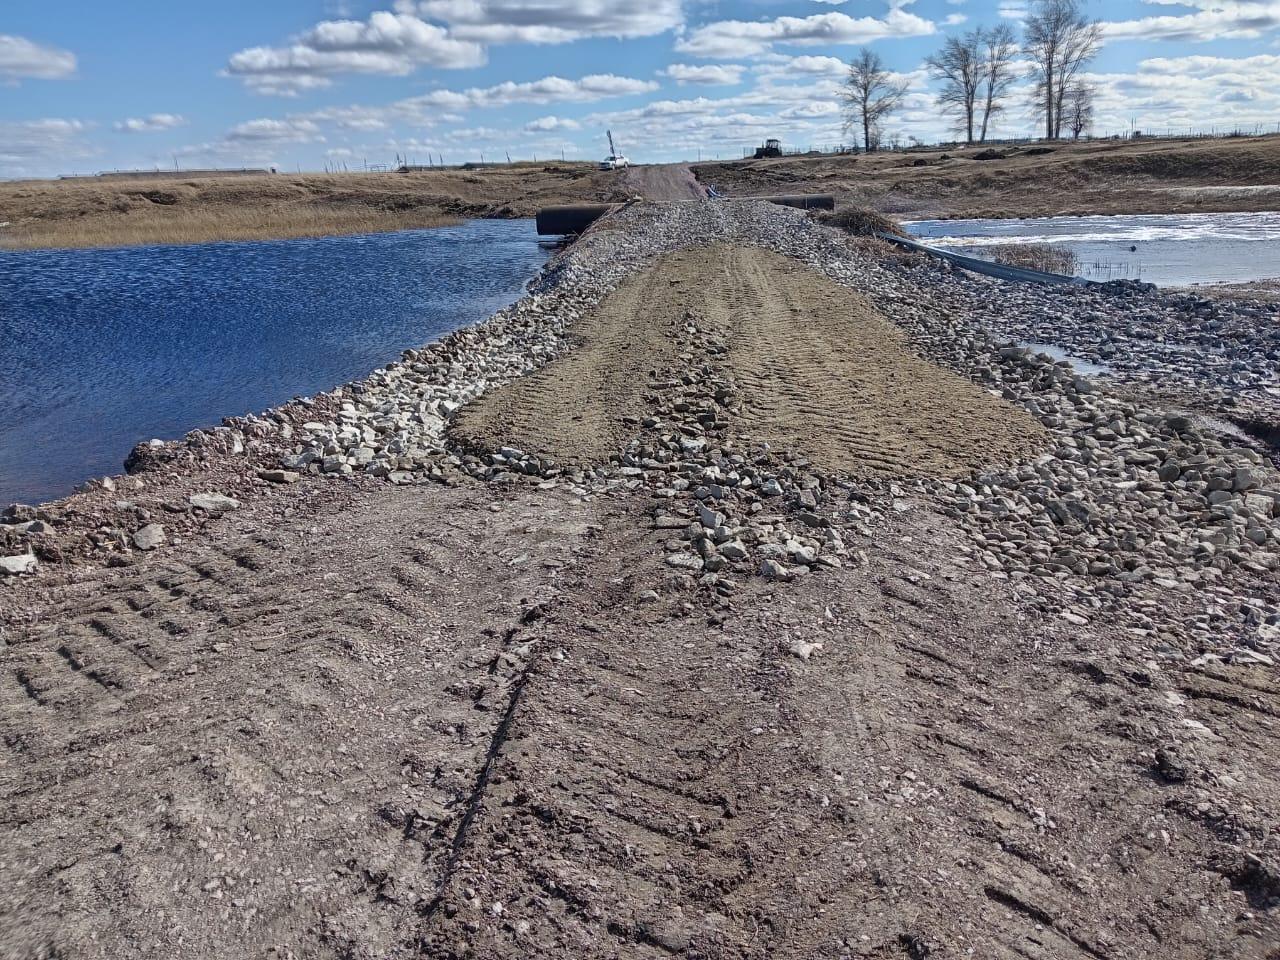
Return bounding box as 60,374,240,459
675,8,936,58
397,73,657,113
766,54,850,78
226,118,324,143
1102,1,1280,43
943,13,968,26
0,34,76,81
662,63,746,85
524,115,581,131
225,11,485,94
0,119,93,173
114,114,188,133
402,0,682,43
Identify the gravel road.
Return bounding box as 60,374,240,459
3,200,1278,959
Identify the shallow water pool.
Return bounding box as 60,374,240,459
0,220,548,504
905,211,1280,286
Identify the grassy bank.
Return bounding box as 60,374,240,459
694,134,1280,221
0,164,619,250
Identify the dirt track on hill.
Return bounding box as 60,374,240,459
452,244,1047,477
621,164,707,201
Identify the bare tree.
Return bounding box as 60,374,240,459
1024,0,1101,140
978,23,1019,142
925,32,982,144
1065,82,1095,139
841,48,909,153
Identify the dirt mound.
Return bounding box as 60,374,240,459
452,244,1047,478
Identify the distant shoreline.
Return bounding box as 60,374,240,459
0,163,614,252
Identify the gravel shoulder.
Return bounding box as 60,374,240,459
3,199,1279,958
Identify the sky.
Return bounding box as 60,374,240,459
3,0,1280,177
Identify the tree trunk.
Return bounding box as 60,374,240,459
1044,56,1055,139
863,112,872,153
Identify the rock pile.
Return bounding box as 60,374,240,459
6,200,1278,664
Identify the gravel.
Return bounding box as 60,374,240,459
4,199,1276,662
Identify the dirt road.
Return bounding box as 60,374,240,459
3,217,1279,958
5,471,1276,958
454,244,1045,476
620,164,708,201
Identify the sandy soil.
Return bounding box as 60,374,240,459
620,164,708,201
454,244,1046,477
694,134,1280,220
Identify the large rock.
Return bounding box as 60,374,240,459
0,552,37,576
189,493,241,515
132,524,166,551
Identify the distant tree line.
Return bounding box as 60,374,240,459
840,0,1101,152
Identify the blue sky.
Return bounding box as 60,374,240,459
3,0,1280,176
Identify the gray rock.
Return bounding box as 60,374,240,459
132,523,166,551
258,469,301,484
760,558,792,581
666,553,704,571
189,493,240,515
0,552,37,576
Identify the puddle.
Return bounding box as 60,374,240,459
1021,341,1112,376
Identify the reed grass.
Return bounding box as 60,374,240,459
0,203,459,250
990,242,1079,275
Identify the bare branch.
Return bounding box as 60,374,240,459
1024,0,1101,140
841,48,909,153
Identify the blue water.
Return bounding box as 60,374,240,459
906,211,1280,286
0,220,548,504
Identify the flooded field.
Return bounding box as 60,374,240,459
907,211,1280,286
0,220,547,504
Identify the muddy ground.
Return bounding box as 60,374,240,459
5,468,1280,959
3,209,1279,959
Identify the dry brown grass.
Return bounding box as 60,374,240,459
819,207,906,238
0,164,614,250
0,205,460,249
989,242,1080,275
694,134,1280,220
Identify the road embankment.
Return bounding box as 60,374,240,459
2,199,1279,959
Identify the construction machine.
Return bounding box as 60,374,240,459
753,138,783,159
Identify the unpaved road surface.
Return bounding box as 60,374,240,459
454,244,1045,476
6,478,1278,958
621,164,707,201
3,204,1279,959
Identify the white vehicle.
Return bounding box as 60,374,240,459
599,130,628,170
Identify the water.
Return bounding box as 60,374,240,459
0,220,548,505
905,211,1280,286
